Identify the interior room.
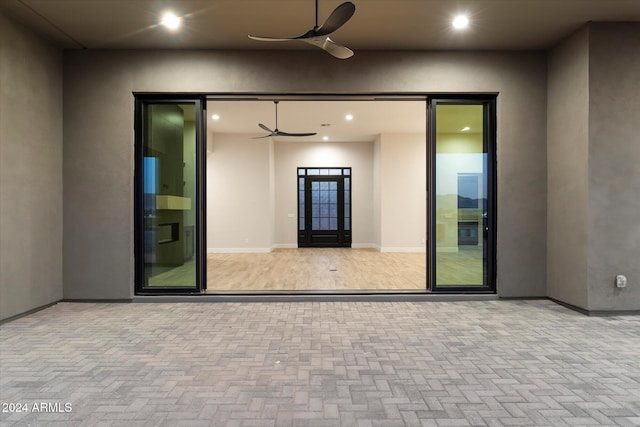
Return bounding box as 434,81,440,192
144,99,429,291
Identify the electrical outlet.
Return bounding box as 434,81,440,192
615,275,627,288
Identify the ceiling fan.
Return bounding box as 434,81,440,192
254,101,317,139
248,1,356,59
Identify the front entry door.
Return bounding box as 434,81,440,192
298,168,351,248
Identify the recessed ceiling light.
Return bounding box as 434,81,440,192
452,15,469,30
160,12,181,31
212,114,220,120
323,136,329,141
345,114,353,121
461,126,470,131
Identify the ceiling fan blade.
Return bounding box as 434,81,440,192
316,2,356,36
277,131,317,137
248,35,298,42
319,37,354,59
252,134,273,139
258,123,274,133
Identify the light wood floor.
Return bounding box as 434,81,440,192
436,246,484,286
207,248,427,291
148,247,484,290
147,260,196,287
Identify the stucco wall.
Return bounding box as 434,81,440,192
62,49,548,299
587,23,640,311
546,23,640,312
0,13,63,320
546,27,590,309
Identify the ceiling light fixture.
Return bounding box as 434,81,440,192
452,15,469,30
160,11,182,31
323,136,329,141
212,114,220,120
461,126,470,131
345,114,353,121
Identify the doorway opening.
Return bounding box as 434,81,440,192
134,95,496,295
205,97,428,292
298,167,351,248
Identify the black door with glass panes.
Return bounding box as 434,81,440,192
297,168,351,248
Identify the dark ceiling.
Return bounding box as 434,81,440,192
1,0,639,51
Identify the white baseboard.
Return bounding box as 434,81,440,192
207,247,273,254
379,247,426,253
352,243,378,249
207,244,425,253
272,243,297,249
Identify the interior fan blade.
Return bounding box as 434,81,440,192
316,37,354,59
316,2,355,36
258,123,274,133
255,101,316,139
277,131,317,137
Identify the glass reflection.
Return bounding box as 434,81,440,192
142,103,197,288
435,104,487,287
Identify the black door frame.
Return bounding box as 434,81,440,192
132,93,497,295
427,96,497,293
298,168,352,248
134,94,207,294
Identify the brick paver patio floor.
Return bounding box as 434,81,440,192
1,300,639,426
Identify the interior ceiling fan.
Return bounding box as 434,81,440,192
254,101,317,139
248,1,356,59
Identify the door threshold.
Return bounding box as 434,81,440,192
133,292,498,303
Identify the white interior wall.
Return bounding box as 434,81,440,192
273,140,375,247
373,135,382,248
268,138,276,249
206,133,273,252
207,132,430,251
378,133,427,252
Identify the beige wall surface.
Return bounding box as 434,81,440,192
207,133,273,251
378,133,427,251
273,140,375,247
587,23,640,311
373,136,382,247
0,13,63,320
63,48,548,299
546,27,590,309
209,133,427,251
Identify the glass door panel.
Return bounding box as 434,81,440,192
135,99,204,292
431,101,495,291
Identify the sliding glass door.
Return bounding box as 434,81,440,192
429,98,496,292
135,97,206,293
